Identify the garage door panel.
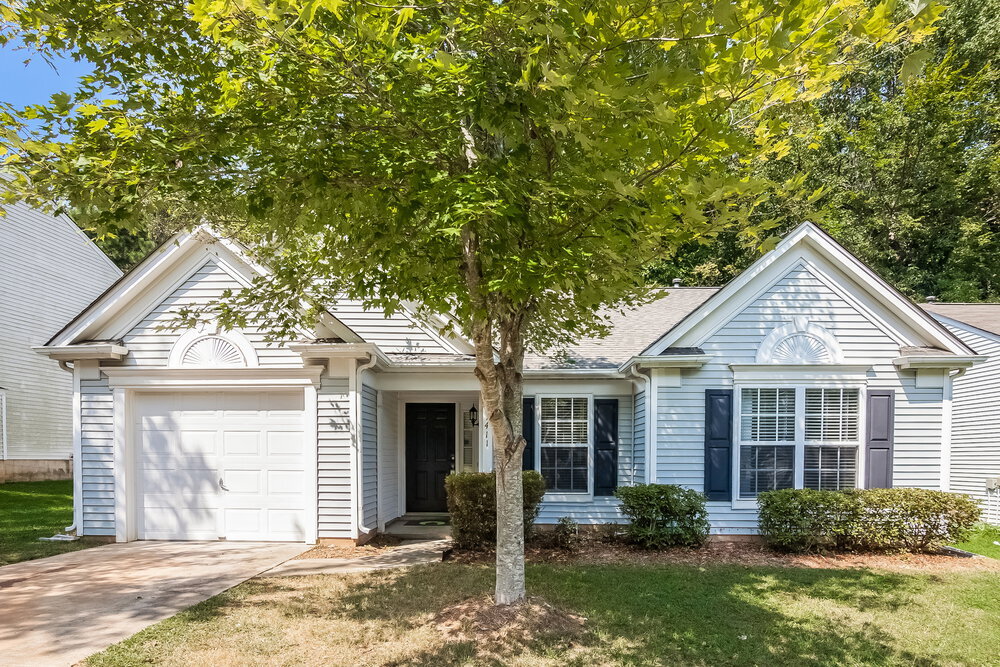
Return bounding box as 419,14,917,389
268,470,305,494
223,431,261,455
141,466,218,495
136,391,307,542
267,431,303,455
142,504,217,541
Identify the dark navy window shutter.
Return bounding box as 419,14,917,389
522,397,536,471
704,389,733,501
865,390,895,489
594,398,619,496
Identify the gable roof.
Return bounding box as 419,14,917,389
524,288,718,370
639,222,975,357
921,303,1000,338
46,226,473,355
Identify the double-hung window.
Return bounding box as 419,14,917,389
737,386,860,500
538,396,590,493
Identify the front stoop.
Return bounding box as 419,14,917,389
384,515,452,541
264,539,452,577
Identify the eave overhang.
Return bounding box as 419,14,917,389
892,355,982,371
34,343,129,361
618,354,712,374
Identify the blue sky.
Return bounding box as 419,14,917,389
0,39,92,109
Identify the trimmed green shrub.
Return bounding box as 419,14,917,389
758,487,981,553
552,516,581,551
615,484,710,548
845,488,982,552
758,488,863,552
445,471,546,550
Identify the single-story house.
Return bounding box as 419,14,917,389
0,200,122,482
38,222,998,543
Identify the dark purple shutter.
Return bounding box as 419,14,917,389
594,399,619,496
522,397,536,471
865,390,895,489
704,389,733,501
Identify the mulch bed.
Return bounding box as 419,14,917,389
434,595,586,645
446,536,1000,573
294,534,403,560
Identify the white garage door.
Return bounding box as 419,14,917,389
136,391,307,541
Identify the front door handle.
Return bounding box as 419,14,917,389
219,478,229,491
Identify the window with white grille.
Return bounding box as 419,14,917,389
539,396,590,493
737,386,861,499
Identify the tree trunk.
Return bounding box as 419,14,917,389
461,225,528,605
492,374,525,605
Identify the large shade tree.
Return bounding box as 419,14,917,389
0,0,937,604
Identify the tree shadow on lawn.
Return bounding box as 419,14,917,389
316,563,935,666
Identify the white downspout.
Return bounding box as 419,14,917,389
354,353,378,539
57,359,79,534
629,364,653,486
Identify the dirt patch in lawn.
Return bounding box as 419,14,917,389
435,595,586,646
448,537,1000,573
294,534,402,559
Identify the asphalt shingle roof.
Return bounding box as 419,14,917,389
920,303,1000,337
524,288,719,370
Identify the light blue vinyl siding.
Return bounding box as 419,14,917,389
361,385,378,529
317,377,352,538
655,263,946,534
80,376,115,536
536,394,633,524
633,390,646,483
119,257,303,367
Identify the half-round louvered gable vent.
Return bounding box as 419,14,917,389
180,336,246,367
770,334,833,364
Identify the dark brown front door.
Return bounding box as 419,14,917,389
405,403,455,512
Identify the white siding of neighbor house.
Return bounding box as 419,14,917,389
939,321,1000,525
119,257,303,367
656,263,946,534
326,299,456,354
361,384,378,529
0,202,121,460
318,377,352,539
378,391,401,524
79,376,115,535
537,394,633,524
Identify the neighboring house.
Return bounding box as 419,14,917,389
0,201,122,482
921,302,1000,525
38,222,995,543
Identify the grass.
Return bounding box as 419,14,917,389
0,480,96,566
954,524,1000,559
86,562,1000,666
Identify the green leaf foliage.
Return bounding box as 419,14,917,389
649,0,1000,302
757,487,982,553
445,471,546,550
0,0,937,347
614,483,710,548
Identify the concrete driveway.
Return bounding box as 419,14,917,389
0,541,307,667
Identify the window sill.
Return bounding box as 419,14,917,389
731,499,760,510
543,492,593,503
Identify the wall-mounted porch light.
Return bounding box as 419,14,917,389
468,405,479,427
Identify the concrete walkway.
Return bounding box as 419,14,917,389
0,540,306,667
265,539,451,576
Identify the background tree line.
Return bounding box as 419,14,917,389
645,0,1000,301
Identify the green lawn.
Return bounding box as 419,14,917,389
87,562,1000,666
0,480,96,566
954,524,1000,559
